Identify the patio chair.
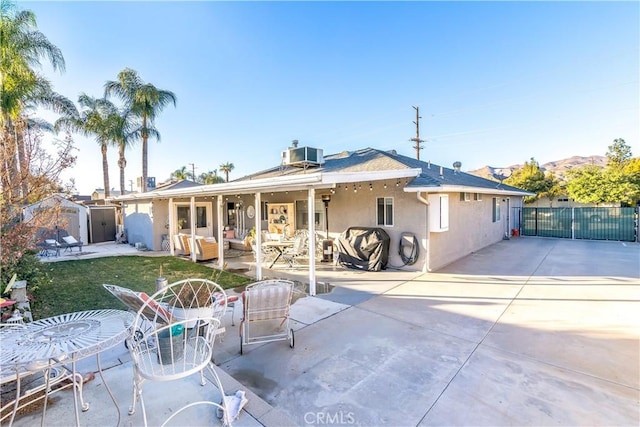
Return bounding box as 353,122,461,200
281,232,308,268
239,279,295,355
173,234,190,256
57,231,83,253
126,278,233,426
249,241,277,270
187,237,219,261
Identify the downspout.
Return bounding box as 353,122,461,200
416,192,431,272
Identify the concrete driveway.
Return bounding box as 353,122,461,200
221,238,640,426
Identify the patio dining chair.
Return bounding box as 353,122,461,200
281,232,308,268
239,279,295,355
124,279,233,426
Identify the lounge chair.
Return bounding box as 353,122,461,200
59,235,83,252
172,234,190,256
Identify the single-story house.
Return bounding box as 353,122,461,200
22,194,89,244
111,145,533,294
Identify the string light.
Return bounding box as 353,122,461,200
353,184,357,193
369,183,373,191
384,182,387,189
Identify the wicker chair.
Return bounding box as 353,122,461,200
187,237,219,261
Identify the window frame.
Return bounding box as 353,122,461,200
492,197,501,222
376,197,394,227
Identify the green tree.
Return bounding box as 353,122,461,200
606,138,632,169
104,68,176,192
566,151,640,206
199,170,224,184
504,158,557,203
170,166,190,181
1,0,75,202
56,94,118,198
219,162,234,182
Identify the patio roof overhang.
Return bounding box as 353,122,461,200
110,168,423,202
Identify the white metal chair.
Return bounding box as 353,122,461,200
126,278,232,426
239,280,295,355
281,232,308,268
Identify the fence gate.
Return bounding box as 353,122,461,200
518,207,638,242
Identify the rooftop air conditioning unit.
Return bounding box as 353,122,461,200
281,146,324,168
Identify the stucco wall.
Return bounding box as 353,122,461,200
315,183,428,270
428,194,518,271
124,201,154,249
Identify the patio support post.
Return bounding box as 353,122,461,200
308,188,316,296
254,192,263,280
190,196,196,263
168,198,174,256
217,195,224,268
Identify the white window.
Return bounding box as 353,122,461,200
460,192,471,202
376,197,394,226
492,198,501,222
474,193,482,201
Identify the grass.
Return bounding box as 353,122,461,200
31,256,252,319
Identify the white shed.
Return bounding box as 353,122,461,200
22,195,89,244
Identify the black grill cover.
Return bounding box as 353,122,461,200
336,227,390,271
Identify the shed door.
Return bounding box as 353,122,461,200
91,209,116,243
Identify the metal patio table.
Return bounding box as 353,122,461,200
0,309,134,426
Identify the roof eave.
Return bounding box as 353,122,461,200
404,184,535,197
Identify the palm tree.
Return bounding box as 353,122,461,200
170,166,190,181
56,94,116,198
1,0,72,201
104,68,176,192
199,170,224,184
219,162,234,182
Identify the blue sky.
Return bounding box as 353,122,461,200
23,1,639,195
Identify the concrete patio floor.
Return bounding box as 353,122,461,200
11,237,640,426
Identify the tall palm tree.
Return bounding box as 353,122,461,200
104,68,176,192
219,162,234,182
1,0,72,201
56,94,116,198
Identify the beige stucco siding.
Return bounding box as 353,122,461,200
428,193,513,271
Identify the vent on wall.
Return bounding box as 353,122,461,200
282,146,324,168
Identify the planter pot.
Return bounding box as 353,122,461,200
170,306,214,328
157,325,184,364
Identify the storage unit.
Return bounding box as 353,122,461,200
267,203,294,237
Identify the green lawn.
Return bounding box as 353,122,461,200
32,256,252,319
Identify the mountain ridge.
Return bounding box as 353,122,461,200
467,155,607,181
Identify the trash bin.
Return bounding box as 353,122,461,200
322,239,334,263
157,324,184,364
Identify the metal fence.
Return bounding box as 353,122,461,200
517,207,638,242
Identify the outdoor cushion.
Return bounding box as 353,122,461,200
63,236,79,245
45,239,59,246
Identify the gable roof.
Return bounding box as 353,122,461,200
113,147,532,200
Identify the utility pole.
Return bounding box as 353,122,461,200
188,163,196,183
410,106,424,160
